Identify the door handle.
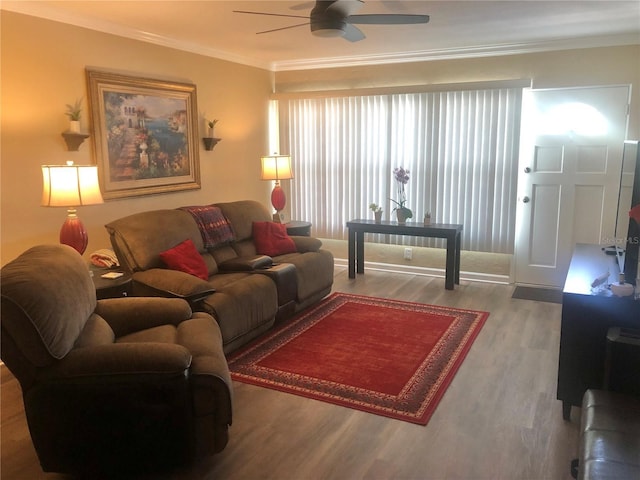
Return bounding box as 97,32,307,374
523,196,530,203
524,167,532,173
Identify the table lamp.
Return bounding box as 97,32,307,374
41,161,104,254
260,154,293,222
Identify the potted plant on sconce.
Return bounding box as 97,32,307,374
369,203,383,223
62,98,89,151
203,119,221,150
65,98,83,133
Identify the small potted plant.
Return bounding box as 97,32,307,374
203,119,220,150
424,211,431,224
65,98,83,133
369,203,383,223
206,119,219,137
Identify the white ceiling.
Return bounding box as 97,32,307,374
3,1,640,71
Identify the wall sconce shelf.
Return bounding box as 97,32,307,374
62,132,90,151
203,137,221,151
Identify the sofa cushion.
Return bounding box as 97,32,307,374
274,250,334,302
253,221,297,256
160,239,209,280
204,272,278,353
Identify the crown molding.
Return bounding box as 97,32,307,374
3,2,638,73
270,33,640,71
1,1,272,71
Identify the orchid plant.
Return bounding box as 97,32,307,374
390,167,413,218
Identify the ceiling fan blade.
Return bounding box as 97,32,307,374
233,10,309,20
256,22,311,35
348,14,430,25
343,23,366,42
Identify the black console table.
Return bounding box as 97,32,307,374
557,243,640,420
346,219,463,290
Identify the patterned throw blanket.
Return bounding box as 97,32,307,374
179,205,235,248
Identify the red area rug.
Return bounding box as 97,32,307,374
228,293,489,425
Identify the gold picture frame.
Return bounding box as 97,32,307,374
86,69,201,199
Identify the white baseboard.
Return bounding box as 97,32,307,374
333,258,510,285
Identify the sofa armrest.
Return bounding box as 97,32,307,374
43,343,193,380
218,255,273,272
131,268,215,307
95,296,195,338
291,236,322,253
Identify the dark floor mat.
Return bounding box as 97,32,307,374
512,286,563,304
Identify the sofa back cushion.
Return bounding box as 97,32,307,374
105,209,216,273
215,200,272,242
0,245,96,369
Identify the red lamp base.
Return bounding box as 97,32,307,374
271,183,286,212
60,211,88,255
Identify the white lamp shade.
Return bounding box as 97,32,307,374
42,162,104,207
260,155,293,181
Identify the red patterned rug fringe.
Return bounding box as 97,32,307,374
228,293,489,425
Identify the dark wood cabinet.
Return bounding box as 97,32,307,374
557,244,640,420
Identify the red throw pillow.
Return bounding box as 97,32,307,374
252,221,297,257
159,239,209,280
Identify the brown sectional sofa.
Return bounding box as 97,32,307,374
105,200,334,353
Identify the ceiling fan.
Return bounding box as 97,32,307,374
233,0,430,42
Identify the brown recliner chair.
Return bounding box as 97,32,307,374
1,245,233,476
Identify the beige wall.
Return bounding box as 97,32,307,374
1,11,273,265
275,45,640,137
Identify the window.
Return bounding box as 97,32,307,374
279,86,522,253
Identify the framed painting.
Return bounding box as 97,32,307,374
86,69,201,199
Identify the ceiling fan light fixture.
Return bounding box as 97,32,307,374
312,27,345,38
310,16,347,37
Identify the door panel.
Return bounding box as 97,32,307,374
530,184,560,267
515,86,630,287
535,146,563,172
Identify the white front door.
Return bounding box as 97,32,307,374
514,86,630,288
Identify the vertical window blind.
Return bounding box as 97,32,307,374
279,87,522,254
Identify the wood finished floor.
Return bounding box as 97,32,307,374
1,267,580,480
